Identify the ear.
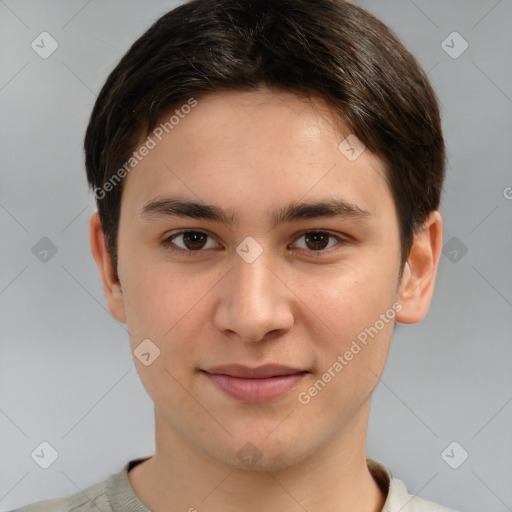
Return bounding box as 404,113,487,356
89,211,126,324
395,210,443,324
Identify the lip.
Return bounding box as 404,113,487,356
201,364,308,403
204,364,305,378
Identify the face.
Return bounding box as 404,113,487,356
92,88,438,471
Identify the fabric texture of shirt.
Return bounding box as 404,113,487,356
12,456,460,512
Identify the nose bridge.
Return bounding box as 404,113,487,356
214,242,293,342
234,250,273,305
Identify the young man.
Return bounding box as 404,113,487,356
14,0,459,510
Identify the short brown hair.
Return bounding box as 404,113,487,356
84,0,445,275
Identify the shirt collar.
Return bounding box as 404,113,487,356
108,456,422,512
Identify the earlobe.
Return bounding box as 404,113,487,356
89,212,126,323
395,211,443,325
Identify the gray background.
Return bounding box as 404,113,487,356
1,1,511,510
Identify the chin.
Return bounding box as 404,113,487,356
209,434,317,473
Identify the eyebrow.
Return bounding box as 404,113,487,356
140,196,372,229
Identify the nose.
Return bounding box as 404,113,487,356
213,247,294,343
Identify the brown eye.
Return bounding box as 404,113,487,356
163,230,219,254
181,231,208,250
304,232,330,250
291,231,344,254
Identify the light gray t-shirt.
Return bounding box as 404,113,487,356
12,457,459,511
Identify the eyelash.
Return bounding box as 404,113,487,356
161,230,347,257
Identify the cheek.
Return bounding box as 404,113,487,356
120,265,204,410
298,258,398,391
303,261,397,331
120,260,219,368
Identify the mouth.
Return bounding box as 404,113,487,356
200,364,309,403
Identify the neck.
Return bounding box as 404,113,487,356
129,402,386,512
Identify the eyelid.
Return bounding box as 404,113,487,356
161,229,347,256
162,229,221,254
289,230,346,253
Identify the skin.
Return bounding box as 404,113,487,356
90,88,442,512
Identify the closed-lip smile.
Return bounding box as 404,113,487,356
201,364,308,403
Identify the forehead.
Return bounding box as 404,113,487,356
120,88,393,226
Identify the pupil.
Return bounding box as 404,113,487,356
305,232,328,250
183,232,206,250
180,232,329,251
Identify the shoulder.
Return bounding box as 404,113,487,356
367,458,461,512
387,475,461,512
10,480,110,512
10,457,151,512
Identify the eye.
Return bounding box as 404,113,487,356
162,230,220,255
290,231,345,254
161,229,346,257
